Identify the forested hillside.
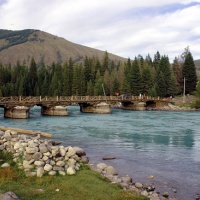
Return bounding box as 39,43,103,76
0,48,197,98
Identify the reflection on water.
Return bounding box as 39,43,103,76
0,106,200,199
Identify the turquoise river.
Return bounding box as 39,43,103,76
0,106,200,200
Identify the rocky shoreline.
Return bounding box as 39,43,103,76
0,129,179,200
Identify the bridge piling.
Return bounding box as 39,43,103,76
4,106,31,119
80,102,111,114
41,105,68,116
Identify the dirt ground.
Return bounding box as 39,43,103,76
171,95,197,105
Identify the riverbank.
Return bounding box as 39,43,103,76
0,128,180,200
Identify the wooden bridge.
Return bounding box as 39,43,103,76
0,96,167,119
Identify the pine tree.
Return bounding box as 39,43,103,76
141,65,153,95
159,56,173,96
94,70,104,95
121,59,131,94
129,58,142,95
28,58,38,95
117,63,125,94
84,56,92,83
112,77,120,95
153,51,161,68
104,69,111,95
62,58,73,96
156,71,166,97
101,51,109,76
182,51,197,94
37,62,47,95
86,80,94,95
41,75,49,96
148,85,157,97
172,57,183,94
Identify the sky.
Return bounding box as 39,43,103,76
0,0,200,62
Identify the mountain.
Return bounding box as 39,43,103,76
0,29,126,66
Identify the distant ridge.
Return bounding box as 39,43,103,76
0,29,126,66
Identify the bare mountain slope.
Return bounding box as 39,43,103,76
0,29,126,65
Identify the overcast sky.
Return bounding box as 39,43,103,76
0,0,200,61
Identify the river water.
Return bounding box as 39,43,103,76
0,106,200,200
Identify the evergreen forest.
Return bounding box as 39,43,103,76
0,48,197,98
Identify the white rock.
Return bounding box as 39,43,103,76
66,167,76,175
42,155,49,161
50,160,56,166
97,163,107,170
59,148,66,157
67,158,76,166
104,166,118,175
64,156,69,161
3,131,12,141
26,146,38,154
141,190,148,196
13,142,21,150
135,182,143,189
66,146,76,157
49,170,57,176
1,163,10,168
43,152,51,157
34,161,45,166
51,146,59,150
44,164,53,171
56,161,65,167
28,141,38,147
20,142,28,147
39,144,48,153
59,171,66,176
37,167,44,177
52,149,59,157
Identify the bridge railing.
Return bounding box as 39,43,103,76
0,95,162,103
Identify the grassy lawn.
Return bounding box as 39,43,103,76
0,152,148,200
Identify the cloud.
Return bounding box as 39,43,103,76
0,0,200,61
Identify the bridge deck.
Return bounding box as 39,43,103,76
0,96,162,105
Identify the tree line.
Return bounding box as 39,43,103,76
0,47,197,97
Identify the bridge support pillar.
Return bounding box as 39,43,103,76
80,102,111,114
41,106,68,116
4,106,31,119
135,102,146,111
122,102,146,111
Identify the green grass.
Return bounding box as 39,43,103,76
0,152,148,200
